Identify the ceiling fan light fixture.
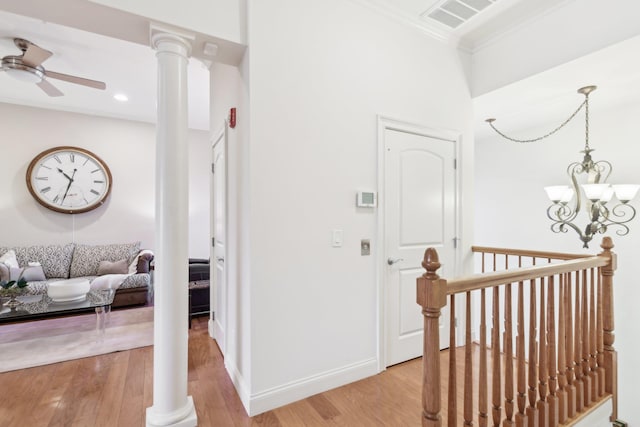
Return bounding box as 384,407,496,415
5,67,42,83
1,38,106,97
2,56,44,83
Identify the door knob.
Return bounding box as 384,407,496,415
387,257,404,265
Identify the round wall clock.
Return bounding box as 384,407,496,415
26,146,112,214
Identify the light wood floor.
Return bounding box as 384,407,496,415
0,316,428,427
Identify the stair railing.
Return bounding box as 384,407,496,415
417,237,617,426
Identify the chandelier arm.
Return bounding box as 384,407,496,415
607,203,636,225
546,203,577,223
546,202,583,235
598,214,630,237
547,201,595,248
614,224,631,237
568,163,583,215
593,160,612,183
549,216,587,240
486,99,587,144
588,204,635,237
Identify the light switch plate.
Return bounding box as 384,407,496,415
332,229,343,247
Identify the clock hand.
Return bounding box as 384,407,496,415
57,168,74,182
61,169,77,204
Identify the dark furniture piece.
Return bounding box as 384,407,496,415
188,258,210,327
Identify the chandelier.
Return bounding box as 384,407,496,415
486,85,639,248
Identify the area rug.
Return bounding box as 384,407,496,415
0,306,154,372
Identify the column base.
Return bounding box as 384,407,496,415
146,396,197,427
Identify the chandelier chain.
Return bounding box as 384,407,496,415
487,99,587,144
584,94,590,151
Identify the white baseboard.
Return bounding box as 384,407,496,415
245,357,378,416
225,358,251,414
212,320,225,354
207,319,214,338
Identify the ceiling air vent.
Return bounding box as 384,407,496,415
424,0,498,29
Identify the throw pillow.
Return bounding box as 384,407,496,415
70,242,141,278
98,259,129,276
9,265,46,281
0,249,19,269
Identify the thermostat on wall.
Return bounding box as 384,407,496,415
356,191,377,208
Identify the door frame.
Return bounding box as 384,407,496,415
376,115,463,371
210,122,229,349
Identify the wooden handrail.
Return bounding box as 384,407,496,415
417,237,617,427
445,256,607,295
471,246,592,260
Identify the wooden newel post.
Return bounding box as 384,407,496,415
599,237,617,421
417,248,447,427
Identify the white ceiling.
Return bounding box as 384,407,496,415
1,0,638,138
0,9,211,131
0,0,549,134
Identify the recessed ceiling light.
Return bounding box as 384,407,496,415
113,93,129,102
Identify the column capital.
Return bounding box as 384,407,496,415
150,24,195,57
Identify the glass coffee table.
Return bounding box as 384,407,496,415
0,290,115,333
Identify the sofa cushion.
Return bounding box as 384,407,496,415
98,259,128,275
119,273,151,290
70,242,141,278
0,244,75,279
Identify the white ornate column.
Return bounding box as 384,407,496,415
147,25,197,427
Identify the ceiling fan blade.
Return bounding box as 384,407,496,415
45,70,106,90
36,79,64,97
22,42,53,67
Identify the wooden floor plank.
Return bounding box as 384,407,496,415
94,351,130,427
117,347,147,427
23,362,73,427
0,315,436,427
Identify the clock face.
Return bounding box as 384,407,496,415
26,146,112,214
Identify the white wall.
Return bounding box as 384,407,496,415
475,100,640,423
210,57,253,398
0,103,211,257
471,0,640,97
242,0,474,414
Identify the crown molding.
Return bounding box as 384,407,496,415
464,0,577,53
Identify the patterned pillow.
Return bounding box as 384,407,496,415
12,244,75,279
70,242,141,278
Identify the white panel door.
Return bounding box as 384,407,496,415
211,127,227,353
384,126,455,366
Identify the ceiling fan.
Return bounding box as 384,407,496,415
0,37,106,97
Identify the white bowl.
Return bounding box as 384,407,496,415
47,278,90,302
